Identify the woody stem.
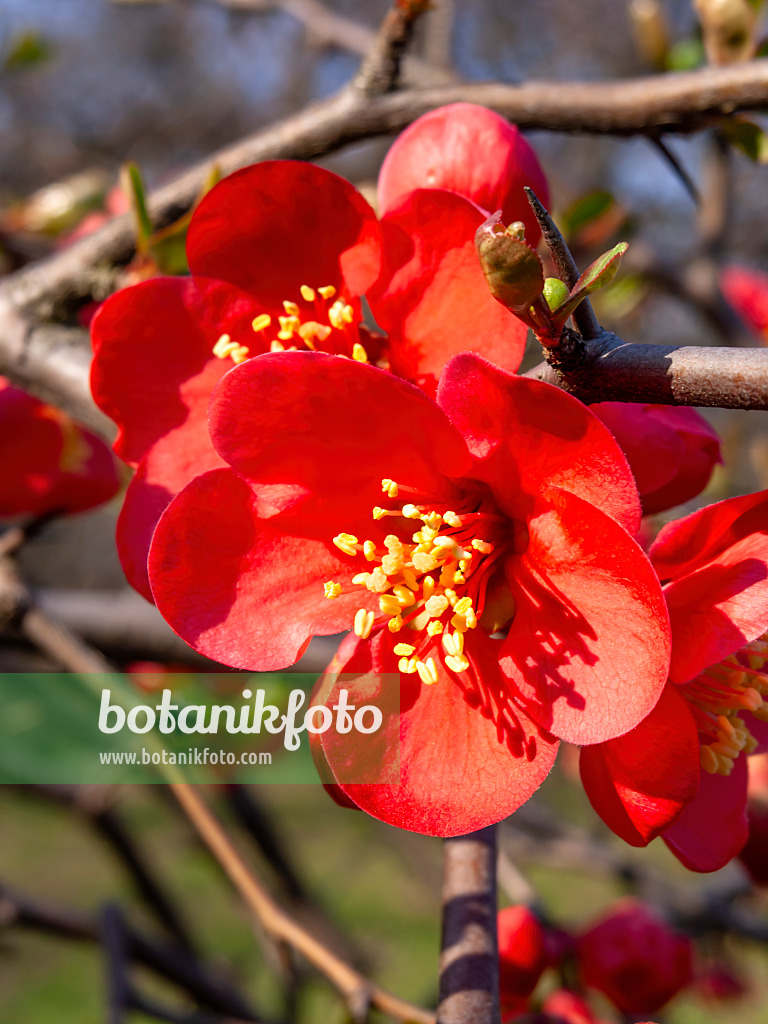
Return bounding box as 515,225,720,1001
437,824,500,1024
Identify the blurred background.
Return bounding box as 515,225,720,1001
2,1,768,1021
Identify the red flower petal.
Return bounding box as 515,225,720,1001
368,191,528,386
592,403,721,516
377,103,549,245
500,488,670,744
187,162,381,302
663,756,749,872
316,629,559,836
580,684,700,846
148,468,383,670
208,351,472,518
650,490,768,683
437,354,641,535
91,276,248,465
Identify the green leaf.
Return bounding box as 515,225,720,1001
120,162,153,254
551,242,628,326
561,190,614,237
721,118,768,164
542,277,569,312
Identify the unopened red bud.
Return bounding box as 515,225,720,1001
476,214,544,311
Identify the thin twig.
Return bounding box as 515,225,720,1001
649,135,701,205
169,782,435,1024
437,826,499,1024
354,0,432,95
102,904,132,1024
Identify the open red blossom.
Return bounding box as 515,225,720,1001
498,905,549,1015
0,377,120,518
580,488,768,871
591,402,721,516
720,265,768,342
576,899,693,1016
145,350,670,835
377,103,549,245
91,144,533,596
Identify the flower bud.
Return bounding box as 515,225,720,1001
476,215,544,311
498,905,548,1014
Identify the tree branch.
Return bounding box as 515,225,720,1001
437,826,499,1024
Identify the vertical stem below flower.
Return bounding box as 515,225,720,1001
437,825,500,1024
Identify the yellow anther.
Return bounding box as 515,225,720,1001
300,285,316,302
439,562,458,588
352,342,368,363
231,345,250,363
454,572,466,585
393,584,416,607
443,511,462,528
373,507,386,520
399,657,419,674
381,553,404,575
388,615,403,633
333,533,359,557
213,333,233,357
424,512,443,530
318,285,336,300
363,540,378,561
412,551,438,573
426,620,444,637
298,322,332,349
402,504,422,519
283,300,300,316
454,597,474,616
381,478,399,498
451,614,468,633
416,658,439,685
458,559,470,572
425,595,450,618
471,539,494,554
352,572,370,585
324,581,342,600
365,568,390,592
442,631,465,657
251,314,272,332
401,568,419,591
433,536,457,551
394,643,416,657
445,654,470,674
329,301,346,329
379,594,403,617
354,608,375,640
270,340,285,352
422,576,436,601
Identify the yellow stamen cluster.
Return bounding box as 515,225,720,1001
212,284,367,364
326,481,499,683
688,634,768,776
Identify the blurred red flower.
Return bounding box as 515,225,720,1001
591,402,721,515
498,905,548,1017
720,265,768,341
144,350,670,835
576,899,692,1016
0,376,120,519
580,489,768,871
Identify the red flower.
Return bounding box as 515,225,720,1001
0,377,120,518
591,402,721,516
92,130,537,596
580,489,768,871
576,899,693,1016
540,990,607,1024
144,350,670,835
720,265,768,342
498,905,548,1016
377,103,549,245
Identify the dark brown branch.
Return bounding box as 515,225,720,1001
0,884,259,1019
437,826,499,1024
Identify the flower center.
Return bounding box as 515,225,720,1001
325,478,511,685
212,284,369,365
683,633,768,776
